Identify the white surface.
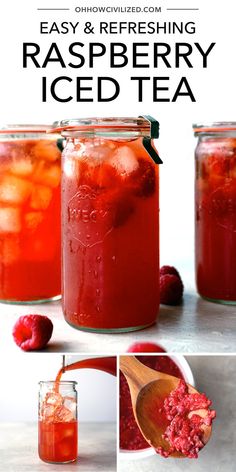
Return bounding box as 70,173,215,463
0,354,116,422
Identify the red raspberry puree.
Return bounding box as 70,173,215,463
157,379,216,458
120,355,184,451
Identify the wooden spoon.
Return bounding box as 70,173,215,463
120,356,212,458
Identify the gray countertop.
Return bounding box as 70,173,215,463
0,287,235,354
0,422,116,472
118,356,236,472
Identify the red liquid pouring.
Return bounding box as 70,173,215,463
56,356,117,384
39,357,116,463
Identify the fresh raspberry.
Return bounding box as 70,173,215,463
95,188,134,228
131,158,156,198
160,265,181,279
160,274,184,305
127,342,166,353
12,315,53,351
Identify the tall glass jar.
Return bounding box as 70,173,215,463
38,380,78,463
194,122,236,303
0,125,61,302
53,116,161,332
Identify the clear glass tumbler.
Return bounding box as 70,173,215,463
38,380,78,463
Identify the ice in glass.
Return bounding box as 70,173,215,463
194,123,236,302
0,126,61,302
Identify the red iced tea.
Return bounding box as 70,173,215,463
39,420,77,463
38,381,78,464
0,127,61,302
58,117,160,331
195,124,236,302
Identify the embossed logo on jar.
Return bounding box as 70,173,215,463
67,185,113,247
199,186,236,232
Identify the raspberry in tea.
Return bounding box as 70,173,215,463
0,126,61,302
53,117,161,332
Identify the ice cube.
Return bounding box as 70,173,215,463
59,437,74,458
0,175,32,204
31,140,60,162
64,159,76,179
10,158,34,177
61,426,75,438
109,146,139,176
43,164,61,188
33,162,61,188
30,184,52,210
24,211,43,231
56,406,74,422
80,140,114,162
0,207,21,233
1,235,20,264
45,391,63,407
63,396,76,417
41,404,56,421
0,142,15,164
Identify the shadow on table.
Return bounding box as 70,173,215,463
159,293,191,326
76,453,116,471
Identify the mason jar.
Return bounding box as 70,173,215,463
194,122,236,303
38,380,78,463
53,116,161,332
0,125,62,302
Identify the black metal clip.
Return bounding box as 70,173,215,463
139,115,163,164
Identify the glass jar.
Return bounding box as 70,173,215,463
0,125,62,302
38,380,78,463
53,116,161,332
194,122,236,303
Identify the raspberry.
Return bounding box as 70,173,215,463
160,265,181,279
12,314,53,351
160,274,184,305
131,158,156,198
95,188,134,228
127,342,166,353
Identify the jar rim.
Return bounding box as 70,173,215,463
193,122,236,135
0,124,52,134
51,116,159,138
38,380,77,385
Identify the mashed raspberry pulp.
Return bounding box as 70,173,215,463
120,356,216,458
157,379,216,458
119,355,184,451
